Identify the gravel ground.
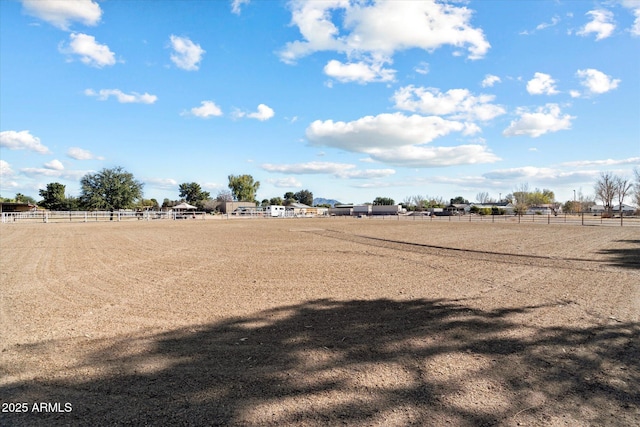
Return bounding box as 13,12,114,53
1,218,639,426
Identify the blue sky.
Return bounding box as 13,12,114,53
1,0,639,205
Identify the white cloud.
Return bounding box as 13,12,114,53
414,62,430,75
503,104,575,138
577,9,616,40
235,104,275,121
263,161,352,175
526,72,559,95
280,1,490,72
0,160,14,177
620,1,640,36
146,178,178,190
392,86,506,121
306,113,498,168
569,90,581,98
231,0,250,15
536,16,560,31
576,68,620,95
67,147,104,160
559,157,640,168
307,113,471,152
20,164,88,180
60,33,115,68
262,161,395,179
21,0,102,30
481,74,501,87
185,101,223,118
85,89,157,104
367,145,500,168
0,130,50,154
323,59,395,83
482,167,599,184
169,35,205,71
44,159,64,171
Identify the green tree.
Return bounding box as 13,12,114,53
178,182,210,206
294,189,314,206
80,167,144,213
39,182,67,210
373,196,395,205
269,197,283,206
15,193,37,204
228,174,260,202
450,196,469,205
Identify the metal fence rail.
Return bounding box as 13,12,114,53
2,211,639,226
350,213,640,227
1,210,207,223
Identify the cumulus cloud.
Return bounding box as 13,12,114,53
169,35,205,71
262,161,395,179
620,1,640,36
185,101,223,118
306,113,498,168
44,159,65,170
481,74,501,88
280,1,489,81
576,68,620,95
20,163,88,180
367,145,500,168
393,86,506,121
526,72,559,95
577,9,616,40
324,59,395,83
0,160,14,177
307,113,472,152
21,0,102,30
503,104,575,138
0,130,50,154
85,89,157,104
59,33,116,67
67,147,104,160
235,104,275,121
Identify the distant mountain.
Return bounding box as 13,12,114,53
313,197,341,207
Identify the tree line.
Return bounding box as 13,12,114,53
2,167,639,214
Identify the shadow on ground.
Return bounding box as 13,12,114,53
598,240,640,270
2,299,639,426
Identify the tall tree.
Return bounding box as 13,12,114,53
39,182,67,210
594,172,617,215
80,166,143,212
614,176,632,213
450,196,469,205
476,192,491,203
373,196,395,205
228,174,260,202
178,182,210,206
294,189,314,206
216,190,234,202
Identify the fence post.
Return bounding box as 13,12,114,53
582,212,584,226
548,214,550,224
84,212,87,223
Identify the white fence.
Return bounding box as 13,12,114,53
1,210,207,223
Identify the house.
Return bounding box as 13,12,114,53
614,204,636,215
470,202,516,215
286,202,311,216
445,203,471,215
0,202,38,213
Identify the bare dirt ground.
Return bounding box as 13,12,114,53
1,218,639,426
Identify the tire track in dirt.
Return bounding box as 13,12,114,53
311,229,638,273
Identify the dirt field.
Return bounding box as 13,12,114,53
1,219,639,426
